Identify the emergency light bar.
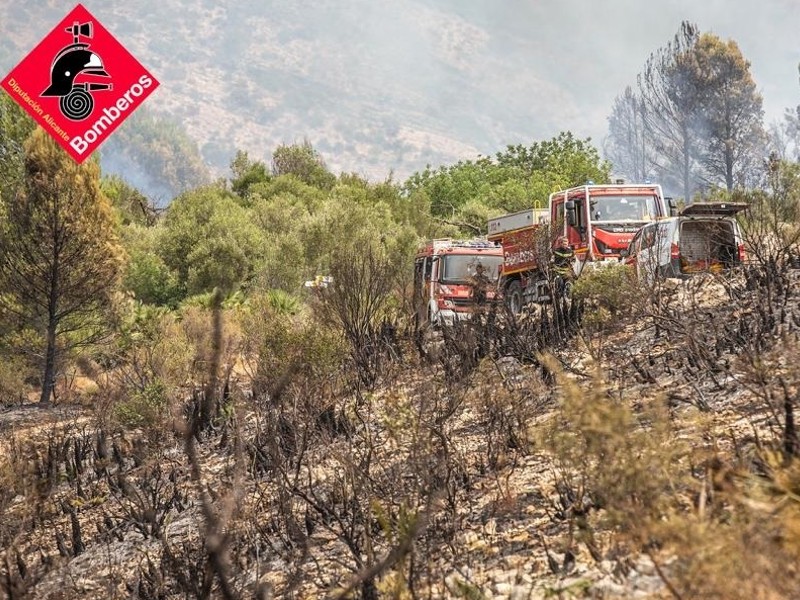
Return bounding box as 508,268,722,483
430,238,498,251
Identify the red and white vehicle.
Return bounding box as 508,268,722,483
488,183,671,312
414,239,504,325
621,202,747,283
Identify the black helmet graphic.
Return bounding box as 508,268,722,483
40,22,111,121
42,44,109,97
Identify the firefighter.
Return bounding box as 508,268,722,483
553,237,574,271
552,236,575,296
469,261,495,357
470,261,491,307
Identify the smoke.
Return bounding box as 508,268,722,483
0,0,796,183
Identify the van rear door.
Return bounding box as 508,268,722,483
679,202,747,217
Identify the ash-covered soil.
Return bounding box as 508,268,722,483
2,269,799,599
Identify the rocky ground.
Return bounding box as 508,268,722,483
1,269,799,599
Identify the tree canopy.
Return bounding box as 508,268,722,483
0,93,36,203
0,129,123,403
607,22,766,200
404,132,609,234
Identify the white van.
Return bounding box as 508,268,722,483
622,202,747,282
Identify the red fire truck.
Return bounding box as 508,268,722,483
414,239,504,326
488,183,671,312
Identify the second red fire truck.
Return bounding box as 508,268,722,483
414,238,504,326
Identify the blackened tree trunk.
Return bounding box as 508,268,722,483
40,322,57,405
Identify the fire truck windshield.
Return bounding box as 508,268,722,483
440,254,503,283
590,195,659,222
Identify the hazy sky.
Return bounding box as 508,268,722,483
1,0,798,180
428,0,800,147
555,0,798,139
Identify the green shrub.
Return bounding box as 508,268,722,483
264,288,300,315
239,294,344,393
572,263,640,331
99,303,193,432
122,225,184,306
112,380,168,429
180,290,218,309
0,353,31,405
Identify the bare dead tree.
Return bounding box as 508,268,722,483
638,21,704,201
316,243,397,389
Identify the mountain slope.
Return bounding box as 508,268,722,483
0,0,576,183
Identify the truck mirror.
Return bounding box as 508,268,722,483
667,197,677,217
565,200,577,227
619,248,629,258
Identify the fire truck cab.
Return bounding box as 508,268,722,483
414,239,504,326
555,183,670,263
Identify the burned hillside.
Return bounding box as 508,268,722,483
1,240,799,599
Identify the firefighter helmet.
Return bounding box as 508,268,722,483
41,44,109,97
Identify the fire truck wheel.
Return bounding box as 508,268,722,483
505,280,523,315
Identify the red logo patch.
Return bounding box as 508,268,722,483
1,3,159,163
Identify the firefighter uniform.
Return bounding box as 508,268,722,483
553,246,575,272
